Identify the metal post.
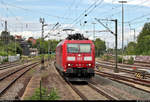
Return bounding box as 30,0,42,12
130,28,136,42
122,3,124,64
40,80,42,100
4,21,9,60
15,36,16,55
40,18,46,69
5,21,7,31
119,1,127,64
133,29,135,42
92,22,96,41
114,19,119,73
95,18,118,73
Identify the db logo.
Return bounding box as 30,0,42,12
77,57,82,61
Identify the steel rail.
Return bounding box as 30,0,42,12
96,61,150,78
0,61,38,81
88,81,119,100
97,60,150,69
54,61,88,100
0,62,39,97
0,62,21,69
95,71,150,93
95,70,150,86
66,81,88,100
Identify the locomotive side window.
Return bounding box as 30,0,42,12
67,44,79,53
80,44,91,53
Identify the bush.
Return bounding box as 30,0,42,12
0,51,7,56
117,56,125,63
3,58,8,62
102,55,112,61
27,87,60,100
127,57,134,64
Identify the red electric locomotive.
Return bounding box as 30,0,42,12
55,34,95,81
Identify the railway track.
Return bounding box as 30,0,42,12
65,79,118,100
0,61,40,98
54,61,118,100
0,62,21,70
87,81,118,100
97,59,150,69
95,70,150,94
0,58,40,70
96,61,150,78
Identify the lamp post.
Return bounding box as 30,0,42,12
92,22,96,41
119,1,127,64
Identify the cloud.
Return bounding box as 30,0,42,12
11,31,41,39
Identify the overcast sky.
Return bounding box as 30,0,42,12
0,0,150,48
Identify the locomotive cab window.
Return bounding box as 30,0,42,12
67,43,91,53
67,44,79,53
80,44,91,53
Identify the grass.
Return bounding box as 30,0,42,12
26,87,60,100
103,55,112,61
127,57,134,64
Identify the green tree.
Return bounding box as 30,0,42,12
94,38,106,57
136,22,150,55
0,39,22,56
125,42,136,55
33,39,60,54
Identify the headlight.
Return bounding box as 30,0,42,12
89,64,91,66
84,56,92,61
67,56,75,61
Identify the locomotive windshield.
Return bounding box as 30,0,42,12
67,43,91,53
67,44,79,53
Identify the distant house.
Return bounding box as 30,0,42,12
15,35,22,39
28,37,36,45
15,35,30,56
15,35,24,43
29,48,38,56
20,41,30,56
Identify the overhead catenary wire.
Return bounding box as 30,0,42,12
103,0,149,22
1,0,24,25
70,0,102,25
63,0,76,19
0,1,73,20
71,0,104,29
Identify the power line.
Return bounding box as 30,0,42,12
1,0,23,25
103,0,149,20
72,0,104,26
63,0,76,19
70,0,101,25
127,13,150,23
1,1,73,20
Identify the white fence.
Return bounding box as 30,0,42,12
123,55,136,60
123,55,150,62
0,55,20,63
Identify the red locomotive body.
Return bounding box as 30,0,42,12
56,39,95,81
